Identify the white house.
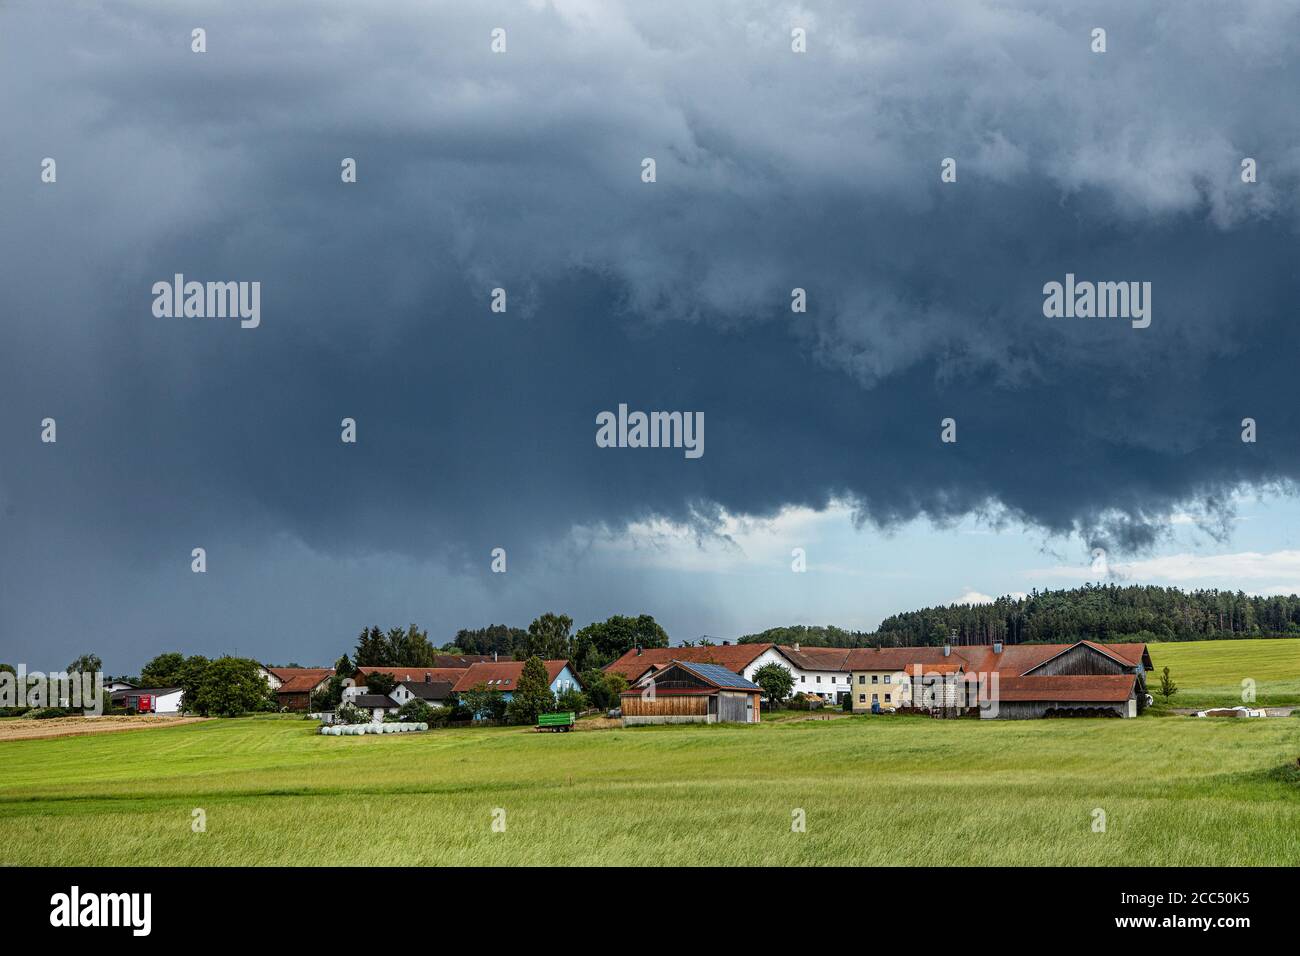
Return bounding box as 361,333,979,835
741,645,856,703
603,642,858,704
348,694,400,723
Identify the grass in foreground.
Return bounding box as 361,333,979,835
1,713,1296,866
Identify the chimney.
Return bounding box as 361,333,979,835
794,642,800,652
943,643,951,658
635,645,642,656
424,671,431,683
493,650,498,662
992,640,1004,654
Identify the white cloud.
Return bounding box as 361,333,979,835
951,589,1027,605
1028,549,1300,585
558,501,866,574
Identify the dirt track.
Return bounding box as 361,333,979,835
0,715,207,742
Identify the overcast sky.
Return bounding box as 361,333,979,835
3,0,1300,672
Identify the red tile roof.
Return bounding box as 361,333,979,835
845,647,957,672
903,661,964,676
450,660,573,693
959,641,1151,676
603,644,773,681
431,654,496,668
996,674,1137,702
605,639,1150,698
268,668,334,694
357,666,470,686
774,645,858,671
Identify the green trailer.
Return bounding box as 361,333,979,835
536,711,576,732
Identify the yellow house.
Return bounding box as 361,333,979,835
850,668,910,712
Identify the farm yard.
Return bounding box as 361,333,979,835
2,709,1297,867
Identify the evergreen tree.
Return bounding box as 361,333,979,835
447,624,529,658
354,626,391,666
506,656,556,725
1159,666,1178,701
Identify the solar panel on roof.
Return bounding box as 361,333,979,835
679,661,762,690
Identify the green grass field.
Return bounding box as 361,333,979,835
1146,638,1300,709
1,638,1295,866
2,714,1297,866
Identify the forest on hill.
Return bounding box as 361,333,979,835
738,584,1300,647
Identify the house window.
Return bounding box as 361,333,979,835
816,676,822,684
858,675,865,685
800,675,806,683
885,694,891,702
872,694,878,702
858,694,865,703
872,675,879,684
884,675,891,684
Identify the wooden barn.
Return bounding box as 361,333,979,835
266,667,334,712
620,660,762,726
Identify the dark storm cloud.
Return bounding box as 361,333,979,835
2,0,1300,665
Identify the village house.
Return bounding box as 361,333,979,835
266,667,334,712
766,644,857,703
449,660,582,702
605,642,862,705
620,661,762,725
389,677,456,707
605,638,1153,720
345,666,473,706
330,660,582,721
604,642,774,686
351,665,469,688
605,642,869,705
348,694,401,722
962,640,1151,719
845,640,1152,718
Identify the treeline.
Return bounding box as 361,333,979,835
737,625,875,647
736,585,1300,648
436,613,670,673
876,584,1300,646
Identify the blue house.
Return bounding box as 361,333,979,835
451,659,582,714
